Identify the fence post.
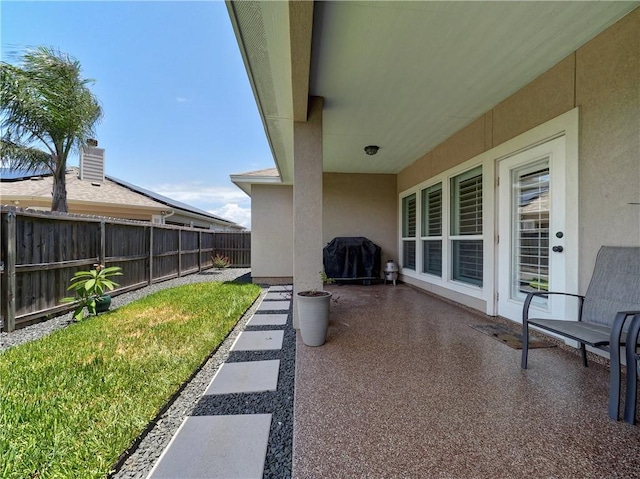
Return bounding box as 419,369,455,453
198,231,202,272
3,211,16,332
178,229,182,278
149,225,154,285
99,220,106,265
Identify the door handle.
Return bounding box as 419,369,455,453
552,245,564,253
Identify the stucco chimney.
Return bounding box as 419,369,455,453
80,142,105,183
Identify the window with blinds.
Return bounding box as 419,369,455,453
451,167,483,286
402,193,416,270
452,240,483,286
421,183,442,276
403,241,416,270
451,167,482,236
513,165,549,297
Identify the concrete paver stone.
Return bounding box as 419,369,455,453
264,291,291,300
247,313,288,326
268,285,292,292
205,360,280,395
231,330,284,351
257,299,290,311
147,414,272,479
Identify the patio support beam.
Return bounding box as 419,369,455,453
289,0,313,122
293,96,324,329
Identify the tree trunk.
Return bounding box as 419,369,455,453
51,160,68,212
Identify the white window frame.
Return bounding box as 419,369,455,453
401,192,417,271
397,107,578,316
399,161,491,301
450,166,484,287
420,182,443,277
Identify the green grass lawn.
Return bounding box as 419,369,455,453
0,281,261,479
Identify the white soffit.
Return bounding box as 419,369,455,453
310,1,639,174
226,1,295,183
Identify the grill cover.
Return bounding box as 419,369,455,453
323,237,381,279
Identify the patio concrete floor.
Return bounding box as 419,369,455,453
293,283,640,478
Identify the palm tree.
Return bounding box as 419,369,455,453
1,46,103,212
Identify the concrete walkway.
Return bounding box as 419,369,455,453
147,286,292,479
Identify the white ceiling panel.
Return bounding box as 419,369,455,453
310,1,639,174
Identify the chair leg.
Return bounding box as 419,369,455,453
609,311,630,421
521,321,529,369
624,316,640,424
608,339,622,420
624,358,638,424
581,344,588,367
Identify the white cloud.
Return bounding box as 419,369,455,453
148,183,248,204
211,203,251,229
175,97,190,103
144,182,251,228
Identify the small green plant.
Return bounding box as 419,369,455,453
299,271,335,297
320,270,335,285
212,253,231,269
61,264,123,320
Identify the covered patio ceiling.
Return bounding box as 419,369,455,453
227,1,638,183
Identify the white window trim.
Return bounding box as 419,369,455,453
398,107,579,314
400,192,417,271
399,161,490,300
420,182,443,277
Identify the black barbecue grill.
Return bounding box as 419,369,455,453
323,237,381,284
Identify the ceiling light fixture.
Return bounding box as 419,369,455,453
364,145,379,155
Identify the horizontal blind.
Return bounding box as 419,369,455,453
451,167,483,286
457,173,482,235
423,240,442,276
403,240,416,270
403,194,416,238
422,183,442,237
421,184,442,276
452,240,483,286
516,166,550,295
402,193,416,270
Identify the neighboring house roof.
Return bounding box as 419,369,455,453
0,167,244,229
230,168,281,196
1,167,167,211
106,175,242,229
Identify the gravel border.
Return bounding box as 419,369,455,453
0,269,296,479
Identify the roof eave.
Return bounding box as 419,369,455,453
225,1,314,184
230,173,283,197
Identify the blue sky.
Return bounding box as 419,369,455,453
1,1,274,228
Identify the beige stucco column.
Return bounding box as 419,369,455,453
293,96,324,329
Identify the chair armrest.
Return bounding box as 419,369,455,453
522,291,585,323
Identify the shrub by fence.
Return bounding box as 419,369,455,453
0,207,251,332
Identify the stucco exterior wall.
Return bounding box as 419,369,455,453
492,54,576,146
323,173,397,266
575,8,640,291
250,173,398,282
250,184,294,282
397,8,640,293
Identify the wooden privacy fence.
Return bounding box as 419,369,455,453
0,207,251,332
